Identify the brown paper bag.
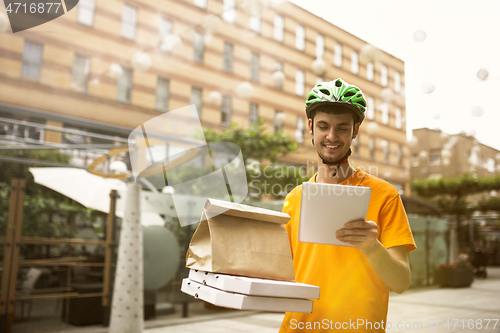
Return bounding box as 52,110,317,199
186,198,295,281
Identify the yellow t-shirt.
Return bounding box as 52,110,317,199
279,168,416,333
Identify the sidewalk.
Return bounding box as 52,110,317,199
10,267,500,333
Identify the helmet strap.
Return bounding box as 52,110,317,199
319,148,352,178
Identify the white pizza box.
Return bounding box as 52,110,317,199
189,269,320,300
181,279,313,313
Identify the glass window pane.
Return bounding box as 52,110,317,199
295,70,304,96
190,87,203,117
274,15,284,42
295,116,304,143
77,6,94,26
223,0,236,22
251,53,259,81
121,5,137,40
316,34,324,59
223,42,233,72
194,0,207,9
381,65,388,87
334,43,342,67
394,71,401,92
367,62,374,81
367,97,375,120
22,41,43,80
156,78,169,111
249,16,260,32
381,103,389,125
249,103,258,125
193,31,204,63
117,68,132,103
72,55,90,93
296,25,305,51
351,51,358,74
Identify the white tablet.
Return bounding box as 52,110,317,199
299,182,372,247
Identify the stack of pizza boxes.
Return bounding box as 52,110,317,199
181,199,320,313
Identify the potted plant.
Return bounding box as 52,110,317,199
435,262,474,288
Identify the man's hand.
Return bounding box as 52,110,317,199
336,220,379,255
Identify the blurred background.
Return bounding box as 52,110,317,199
0,0,499,332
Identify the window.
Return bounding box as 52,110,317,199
22,41,43,80
249,103,259,125
295,69,304,96
251,52,259,81
367,97,375,120
487,158,495,173
316,34,324,59
295,116,304,143
412,155,419,167
275,61,283,90
194,0,206,9
77,0,95,26
117,68,133,103
190,87,203,117
366,62,374,81
353,134,360,156
274,110,284,132
71,55,90,93
249,15,260,32
369,138,375,160
156,77,169,111
221,96,232,125
159,17,173,49
383,141,389,163
316,77,323,85
295,25,305,51
381,65,388,87
223,42,233,72
121,5,137,40
274,15,284,42
193,31,204,63
334,43,342,67
429,150,441,165
398,145,403,166
381,103,389,125
395,108,402,129
351,51,359,74
394,71,401,93
223,0,236,22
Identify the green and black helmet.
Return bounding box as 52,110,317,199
305,78,367,124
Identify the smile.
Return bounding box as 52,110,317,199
324,144,341,150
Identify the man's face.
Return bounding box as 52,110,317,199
308,111,360,164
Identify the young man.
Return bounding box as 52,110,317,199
279,79,416,332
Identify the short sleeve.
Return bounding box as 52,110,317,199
282,194,294,256
378,194,416,253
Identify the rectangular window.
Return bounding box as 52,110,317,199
295,116,304,143
381,103,389,125
249,15,260,32
296,25,305,51
121,5,137,40
71,54,90,93
395,108,402,129
274,15,284,42
316,34,324,59
412,154,419,167
193,31,204,63
334,43,342,67
295,69,304,96
190,87,203,117
249,103,259,125
117,68,133,103
159,17,173,49
274,110,284,132
366,62,374,81
398,145,403,166
367,97,375,120
351,51,359,74
194,0,206,9
381,65,388,87
77,0,95,26
274,61,283,90
221,96,232,125
156,77,170,111
383,141,390,163
251,52,259,81
487,158,495,173
369,138,375,160
223,42,233,72
394,71,401,93
353,134,360,156
430,150,441,165
223,0,236,22
22,41,43,80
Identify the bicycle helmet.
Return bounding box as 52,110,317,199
305,78,367,124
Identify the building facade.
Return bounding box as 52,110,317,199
410,128,500,180
0,0,409,192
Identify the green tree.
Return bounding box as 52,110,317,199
202,121,312,199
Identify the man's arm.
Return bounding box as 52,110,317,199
336,220,411,294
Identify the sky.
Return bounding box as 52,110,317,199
289,0,500,151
